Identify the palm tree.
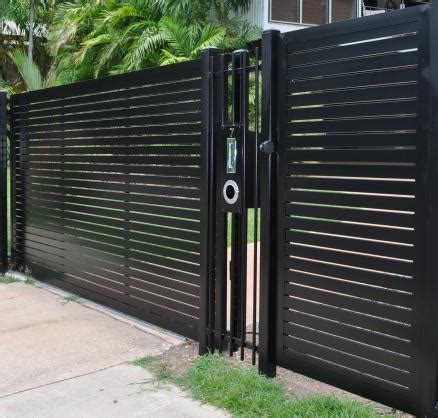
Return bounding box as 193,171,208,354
8,49,46,91
47,0,260,83
28,0,35,60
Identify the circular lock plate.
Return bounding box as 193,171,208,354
223,180,239,205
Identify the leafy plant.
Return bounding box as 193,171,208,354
47,0,260,83
8,49,46,90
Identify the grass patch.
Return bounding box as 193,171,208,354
177,355,388,418
24,277,35,285
131,356,155,368
131,356,173,383
0,274,18,284
155,361,173,381
63,295,81,303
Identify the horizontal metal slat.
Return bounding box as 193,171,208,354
287,116,417,134
19,187,200,210
289,100,416,121
18,180,200,199
24,223,200,255
285,162,416,178
24,193,200,222
286,190,415,212
284,282,413,324
14,60,201,106
20,211,200,243
21,171,201,189
289,67,417,94
286,176,415,195
283,332,411,388
17,100,201,126
284,268,412,308
284,295,413,341
283,314,411,369
287,51,417,80
27,144,200,156
24,205,200,234
283,309,412,365
286,13,420,52
16,123,202,140
285,217,414,245
288,33,417,67
23,112,202,134
288,84,417,107
284,255,414,293
24,134,201,148
286,203,414,228
286,230,413,261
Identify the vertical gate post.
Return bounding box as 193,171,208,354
0,92,7,273
419,2,438,416
199,47,219,355
258,30,280,377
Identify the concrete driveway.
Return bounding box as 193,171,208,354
0,282,227,418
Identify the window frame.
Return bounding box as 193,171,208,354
269,0,359,25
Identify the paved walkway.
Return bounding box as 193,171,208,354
0,282,227,418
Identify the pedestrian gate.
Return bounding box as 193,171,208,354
2,3,438,416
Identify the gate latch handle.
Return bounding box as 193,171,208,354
259,140,275,155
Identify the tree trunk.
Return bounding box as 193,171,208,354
220,0,225,24
28,0,35,61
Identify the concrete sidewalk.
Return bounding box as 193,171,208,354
0,282,227,418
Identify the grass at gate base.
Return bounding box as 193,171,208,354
135,352,389,418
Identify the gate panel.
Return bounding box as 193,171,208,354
274,6,432,414
10,61,203,339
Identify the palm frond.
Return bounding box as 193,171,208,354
8,49,44,91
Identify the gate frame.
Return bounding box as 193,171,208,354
418,0,438,414
258,29,281,377
0,92,7,273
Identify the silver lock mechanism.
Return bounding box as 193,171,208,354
223,180,239,205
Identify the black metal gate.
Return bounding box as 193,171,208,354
9,61,204,339
200,47,262,363
5,3,438,416
259,4,438,416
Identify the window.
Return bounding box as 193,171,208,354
332,0,357,21
270,0,357,24
271,0,299,22
302,0,327,24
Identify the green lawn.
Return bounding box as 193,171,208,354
177,354,388,418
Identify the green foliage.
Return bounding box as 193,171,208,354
0,274,18,284
8,49,45,90
178,354,389,418
0,80,14,95
131,356,155,368
47,0,260,83
1,0,55,34
63,295,81,303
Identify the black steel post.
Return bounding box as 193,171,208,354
239,49,249,361
258,30,280,377
418,2,438,416
8,96,17,269
0,92,7,273
229,51,243,355
200,46,219,355
215,53,230,353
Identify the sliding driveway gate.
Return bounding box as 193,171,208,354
2,2,438,416
9,61,204,339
